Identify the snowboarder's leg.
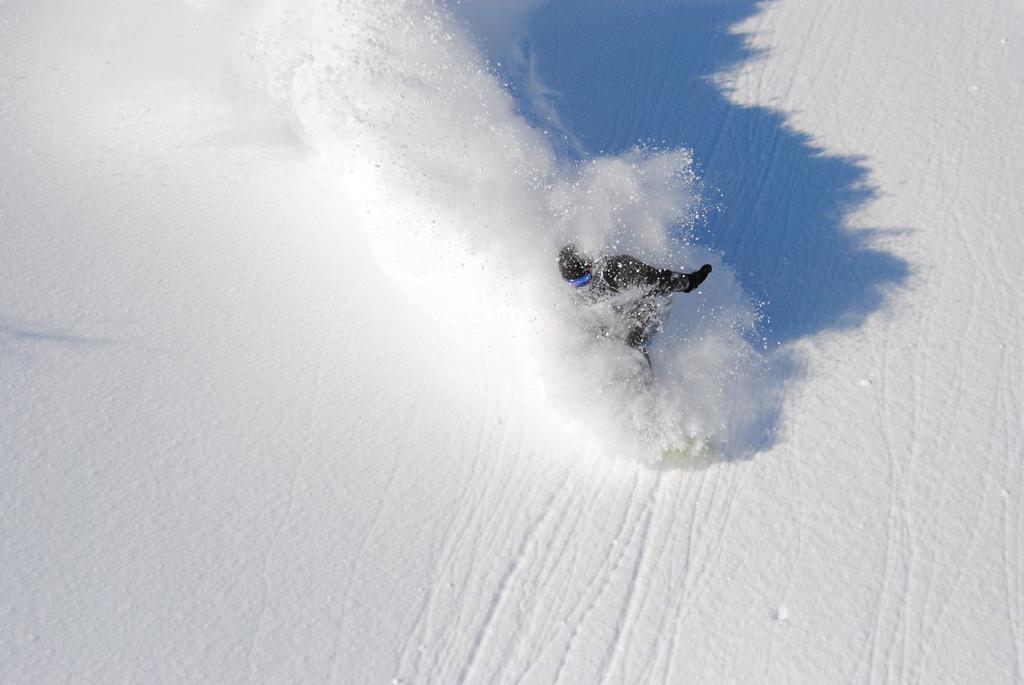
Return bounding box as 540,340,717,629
626,325,653,369
625,296,663,369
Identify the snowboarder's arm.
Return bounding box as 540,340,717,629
603,255,713,293
604,255,690,294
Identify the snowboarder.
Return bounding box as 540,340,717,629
557,244,712,365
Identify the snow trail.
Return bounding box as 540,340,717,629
236,0,776,461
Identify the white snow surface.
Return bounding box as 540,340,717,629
2,0,1023,682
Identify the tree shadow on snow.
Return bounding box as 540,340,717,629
462,0,909,462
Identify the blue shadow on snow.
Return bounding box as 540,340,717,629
503,0,909,345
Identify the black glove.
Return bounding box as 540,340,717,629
673,264,712,292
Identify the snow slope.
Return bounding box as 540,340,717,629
2,0,1023,682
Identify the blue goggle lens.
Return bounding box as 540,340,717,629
568,272,592,287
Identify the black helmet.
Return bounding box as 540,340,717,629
558,244,592,282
